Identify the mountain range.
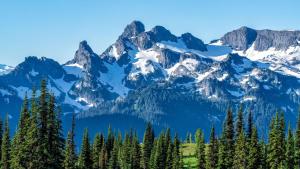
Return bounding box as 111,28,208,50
1,21,300,139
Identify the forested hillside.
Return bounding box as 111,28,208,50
0,80,300,169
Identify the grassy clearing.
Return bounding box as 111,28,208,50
181,143,198,169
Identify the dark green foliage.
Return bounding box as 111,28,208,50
285,124,295,169
142,123,154,169
78,128,93,169
1,115,10,169
108,140,120,169
247,127,262,169
64,114,77,169
206,126,218,169
195,129,205,169
233,129,247,169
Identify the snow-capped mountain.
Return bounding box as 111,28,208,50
1,21,300,137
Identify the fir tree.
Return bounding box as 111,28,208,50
172,134,181,169
131,134,141,169
247,110,253,140
142,122,154,169
99,144,108,169
195,129,205,169
1,115,10,169
224,108,235,168
233,129,247,169
92,133,103,169
236,105,244,136
206,126,218,169
296,110,300,169
247,127,262,169
10,94,30,169
285,124,295,169
64,114,77,169
108,140,120,169
77,128,92,169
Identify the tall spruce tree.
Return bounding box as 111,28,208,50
285,124,295,169
78,128,92,169
224,108,235,168
206,126,218,169
172,133,181,169
1,115,10,169
267,112,286,169
247,127,262,169
233,129,247,169
99,144,108,169
131,134,141,169
64,114,77,169
296,110,300,169
108,140,120,169
10,94,30,169
142,123,154,169
92,133,103,169
247,110,253,140
195,129,205,169
236,105,244,136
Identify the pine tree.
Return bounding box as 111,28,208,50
106,126,115,161
295,110,300,169
92,133,103,169
267,112,286,169
121,132,132,169
195,129,205,169
153,133,166,169
64,114,77,169
77,128,92,169
206,126,218,169
247,127,262,169
285,124,295,169
37,79,51,168
236,105,244,136
108,140,120,169
142,122,154,169
172,134,181,169
99,144,108,169
217,130,227,169
1,115,10,169
247,110,253,140
10,94,30,169
26,89,40,169
0,116,2,162
233,129,247,169
224,108,235,168
131,134,141,169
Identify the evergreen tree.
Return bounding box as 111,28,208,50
233,129,247,169
77,128,92,169
108,140,120,169
267,112,286,169
106,126,115,161
247,127,262,169
99,144,108,169
285,124,295,169
64,114,77,169
153,133,166,169
37,79,51,168
142,122,154,169
206,126,218,169
131,134,141,169
1,115,10,169
296,110,300,169
10,94,30,169
224,108,235,168
247,110,253,139
121,132,132,169
172,134,181,169
92,133,103,169
236,105,244,136
217,131,227,169
26,89,41,169
0,116,2,162
195,129,205,169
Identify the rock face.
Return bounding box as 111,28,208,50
1,21,300,139
221,26,257,50
221,26,300,51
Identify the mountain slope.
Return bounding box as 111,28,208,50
1,21,300,138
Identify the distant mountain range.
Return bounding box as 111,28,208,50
1,21,300,139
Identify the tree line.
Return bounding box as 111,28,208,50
0,80,300,169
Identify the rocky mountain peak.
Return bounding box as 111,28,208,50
149,25,177,42
221,26,257,51
120,20,145,39
71,40,98,68
180,33,207,51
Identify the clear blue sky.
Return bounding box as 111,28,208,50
1,0,299,66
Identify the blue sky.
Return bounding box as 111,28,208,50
0,0,299,66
